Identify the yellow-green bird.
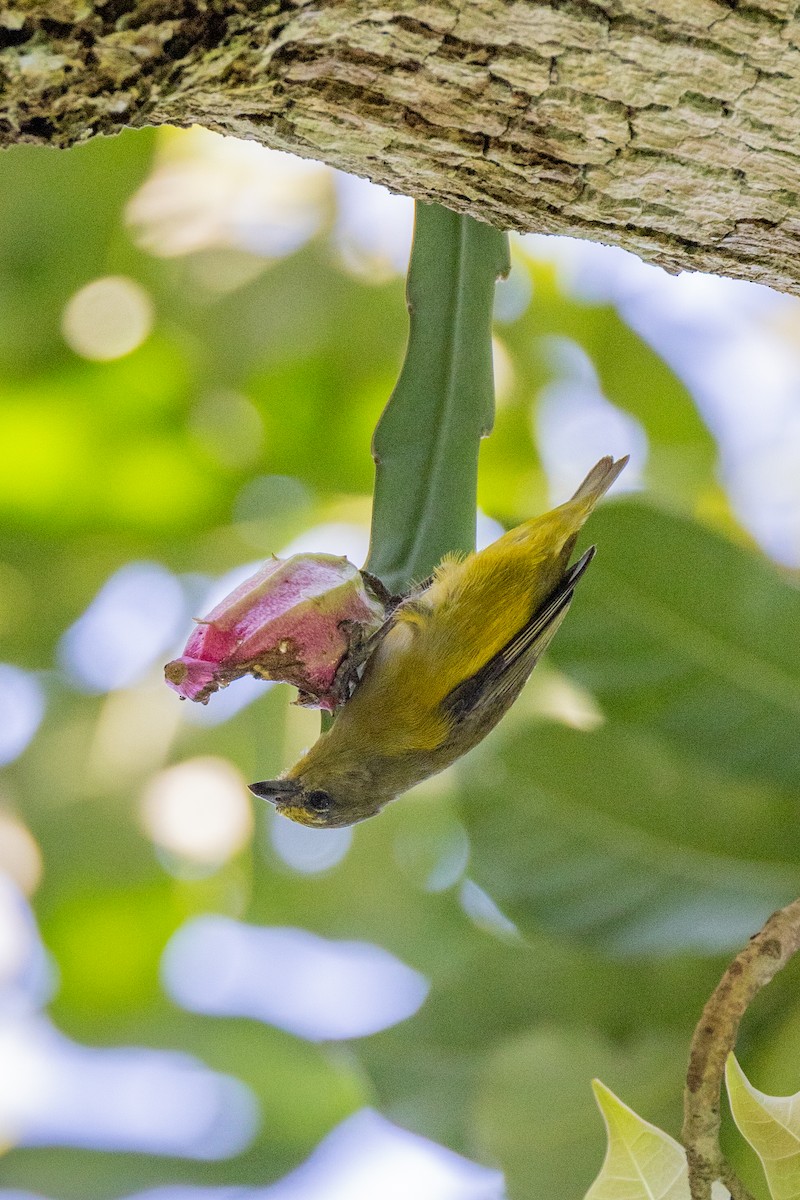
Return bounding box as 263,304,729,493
250,455,627,827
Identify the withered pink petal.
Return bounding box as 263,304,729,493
164,552,386,708
164,657,219,702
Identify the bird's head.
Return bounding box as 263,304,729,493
248,765,393,829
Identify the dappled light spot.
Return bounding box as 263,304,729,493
127,129,329,261
530,671,605,732
0,875,52,1009
0,814,42,896
59,562,186,693
190,561,261,614
610,894,789,957
0,666,44,766
234,475,312,524
141,758,253,867
0,1112,504,1200
87,681,182,787
255,1108,504,1200
460,879,520,940
61,276,153,361
0,1015,258,1158
475,509,505,551
522,232,665,302
185,248,268,296
395,821,469,893
491,335,515,408
162,917,429,1041
332,172,413,281
493,255,532,324
189,390,264,470
280,523,371,566
528,231,774,327
536,340,647,504
689,328,800,566
270,811,352,875
233,474,313,550
392,783,470,893
523,235,800,567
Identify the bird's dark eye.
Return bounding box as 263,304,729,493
305,789,332,814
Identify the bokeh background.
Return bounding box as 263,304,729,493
1,128,800,1200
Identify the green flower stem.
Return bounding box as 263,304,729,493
321,204,507,736
365,202,510,594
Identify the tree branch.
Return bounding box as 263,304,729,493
683,897,800,1200
5,1,800,294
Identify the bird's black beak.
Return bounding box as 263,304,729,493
248,779,301,806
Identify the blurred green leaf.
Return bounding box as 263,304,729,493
460,498,800,955
356,923,726,1156
475,1026,688,1200
551,500,800,790
459,719,798,956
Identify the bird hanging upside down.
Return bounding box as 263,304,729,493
250,455,628,828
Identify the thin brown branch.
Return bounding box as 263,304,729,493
719,1162,756,1200
683,897,800,1200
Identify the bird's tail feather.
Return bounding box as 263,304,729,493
569,455,629,508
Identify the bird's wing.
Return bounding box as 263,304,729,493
441,546,596,723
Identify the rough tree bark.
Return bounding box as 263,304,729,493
3,0,800,293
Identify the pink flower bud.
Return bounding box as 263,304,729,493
164,553,387,710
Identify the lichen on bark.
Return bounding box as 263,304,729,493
4,0,800,293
